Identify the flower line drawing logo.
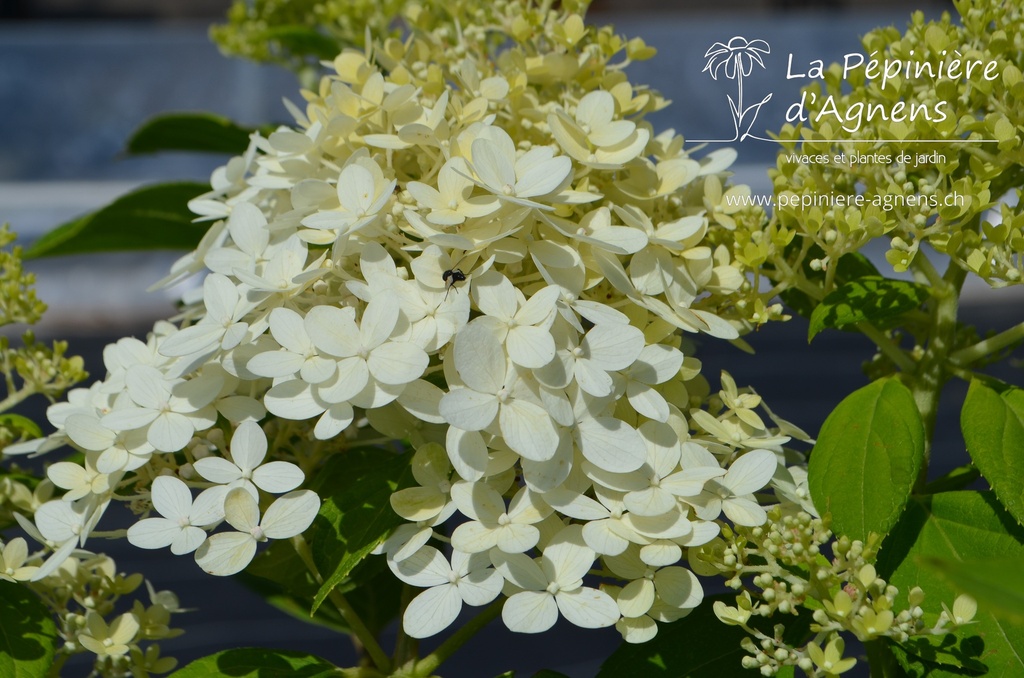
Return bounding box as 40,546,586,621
702,36,773,142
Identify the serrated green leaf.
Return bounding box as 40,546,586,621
808,377,924,541
596,594,810,677
125,112,255,155
878,492,1024,676
920,556,1024,625
0,580,59,678
309,449,414,614
961,378,1024,524
808,276,929,341
25,183,210,258
169,648,341,677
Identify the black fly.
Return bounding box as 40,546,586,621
442,267,467,300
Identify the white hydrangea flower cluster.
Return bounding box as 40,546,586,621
9,0,808,647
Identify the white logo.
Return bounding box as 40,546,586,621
701,37,773,142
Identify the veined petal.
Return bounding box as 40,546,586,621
445,426,489,482
124,365,171,409
450,521,499,553
556,587,620,628
724,449,777,495
189,486,228,526
101,407,159,432
495,524,540,553
514,154,571,198
261,490,320,539
151,476,192,521
655,566,703,609
265,380,325,420
252,462,305,494
506,326,555,369
450,481,505,523
247,350,306,379
617,615,658,644
317,358,369,404
575,417,646,473
230,420,268,472
169,525,208,555
126,518,179,550
459,568,503,606
64,415,115,451
389,546,451,587
541,525,595,585
368,341,428,385
403,584,463,638
453,319,507,394
390,487,445,521
223,488,259,533
159,323,222,358
360,297,401,350
305,306,360,357
473,272,518,322
722,496,768,527
267,307,310,354
584,323,644,371
490,550,548,591
147,412,195,453
313,403,354,440
616,577,656,618
439,389,498,432
499,399,558,461
502,591,558,634
194,532,256,576
193,457,243,485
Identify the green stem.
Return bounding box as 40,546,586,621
909,259,967,491
911,251,945,290
864,640,903,678
392,584,419,668
949,319,1024,366
412,600,503,677
46,652,68,678
0,385,35,413
291,536,392,673
855,322,917,373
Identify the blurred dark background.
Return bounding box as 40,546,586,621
2,0,1020,676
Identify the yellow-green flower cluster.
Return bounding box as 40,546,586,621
750,0,1024,299
699,509,977,677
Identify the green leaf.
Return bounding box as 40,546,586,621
260,26,344,61
125,112,256,155
808,377,924,541
596,594,810,677
25,183,210,258
888,639,981,677
169,648,340,677
0,580,59,678
808,276,929,341
0,414,43,440
920,556,1024,625
878,491,1024,676
961,378,1024,524
309,449,414,614
779,248,879,319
